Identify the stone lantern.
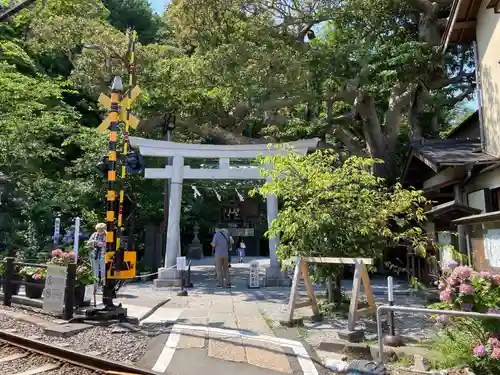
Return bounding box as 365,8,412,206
187,223,203,259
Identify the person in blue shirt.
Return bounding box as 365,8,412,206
211,228,234,287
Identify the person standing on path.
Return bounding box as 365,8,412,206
211,227,234,288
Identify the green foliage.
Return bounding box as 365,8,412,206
251,149,429,264
18,266,46,280
428,263,500,373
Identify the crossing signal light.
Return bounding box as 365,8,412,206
125,149,144,174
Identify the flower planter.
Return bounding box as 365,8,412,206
11,275,22,296
25,278,44,299
74,286,86,307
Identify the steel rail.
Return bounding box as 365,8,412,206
0,330,161,375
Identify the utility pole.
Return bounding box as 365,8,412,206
84,30,142,319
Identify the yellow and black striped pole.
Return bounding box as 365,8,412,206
103,76,123,306
116,30,137,251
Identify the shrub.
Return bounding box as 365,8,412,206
429,262,500,373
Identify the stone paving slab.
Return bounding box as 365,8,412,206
209,313,238,330
208,333,247,362
140,307,183,326
243,337,292,373
177,329,206,349
236,315,274,335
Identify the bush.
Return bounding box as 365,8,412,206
428,262,500,373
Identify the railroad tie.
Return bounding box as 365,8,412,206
0,351,28,363
12,363,60,375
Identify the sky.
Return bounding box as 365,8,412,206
150,0,167,13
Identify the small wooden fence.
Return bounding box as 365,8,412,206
1,257,76,320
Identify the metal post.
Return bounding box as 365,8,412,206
116,30,137,258
382,277,404,347
387,277,395,335
73,217,80,264
53,218,60,247
64,263,76,320
3,257,13,306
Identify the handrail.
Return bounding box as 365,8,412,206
376,305,500,365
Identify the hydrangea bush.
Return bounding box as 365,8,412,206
429,260,500,373
48,249,94,287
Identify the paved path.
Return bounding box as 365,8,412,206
123,263,328,375
110,259,431,374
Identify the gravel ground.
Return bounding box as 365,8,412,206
0,307,151,364
252,288,439,347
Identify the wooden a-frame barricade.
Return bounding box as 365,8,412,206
282,256,376,330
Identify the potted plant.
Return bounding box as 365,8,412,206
11,250,25,295
18,266,46,299
75,263,94,306
48,249,94,307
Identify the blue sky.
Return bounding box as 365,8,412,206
150,0,167,13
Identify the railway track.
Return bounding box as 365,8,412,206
0,330,160,375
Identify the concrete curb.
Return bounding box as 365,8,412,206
137,298,171,322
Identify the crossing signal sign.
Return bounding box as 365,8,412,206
97,85,141,134
105,250,136,279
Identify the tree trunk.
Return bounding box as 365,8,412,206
327,271,343,303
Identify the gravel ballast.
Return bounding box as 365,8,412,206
0,307,151,364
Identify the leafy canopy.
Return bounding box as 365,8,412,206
252,149,429,262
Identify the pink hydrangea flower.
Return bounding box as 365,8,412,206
492,275,500,286
446,277,459,286
32,273,41,280
473,344,487,357
488,337,500,348
440,288,453,301
459,283,474,295
454,266,473,280
492,347,500,359
52,249,63,257
479,271,491,278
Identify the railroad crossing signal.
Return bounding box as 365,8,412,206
105,251,136,280
96,85,142,134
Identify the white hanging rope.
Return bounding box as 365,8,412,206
213,188,221,201
192,185,202,198
235,188,244,202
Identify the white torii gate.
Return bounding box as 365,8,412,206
129,136,320,285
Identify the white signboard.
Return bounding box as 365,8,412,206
484,229,500,268
248,260,260,288
43,265,67,314
177,256,187,271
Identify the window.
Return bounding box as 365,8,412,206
490,187,500,211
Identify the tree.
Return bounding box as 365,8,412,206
251,149,429,300
102,0,163,44
23,1,474,179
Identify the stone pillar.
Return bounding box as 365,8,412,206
264,189,290,286
155,155,184,287
266,193,279,267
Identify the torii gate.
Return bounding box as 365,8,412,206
129,136,320,286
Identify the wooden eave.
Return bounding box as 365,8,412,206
442,0,483,45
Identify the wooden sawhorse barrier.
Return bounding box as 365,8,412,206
281,256,376,330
